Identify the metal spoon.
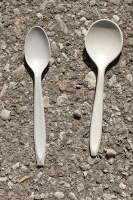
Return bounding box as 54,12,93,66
85,19,123,156
25,26,51,166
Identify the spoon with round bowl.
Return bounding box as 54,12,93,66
85,19,123,156
25,26,51,166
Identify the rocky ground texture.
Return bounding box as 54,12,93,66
0,0,133,199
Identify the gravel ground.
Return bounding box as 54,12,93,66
0,0,133,200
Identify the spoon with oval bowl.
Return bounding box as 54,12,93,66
25,26,51,166
85,19,123,156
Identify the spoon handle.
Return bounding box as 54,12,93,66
34,74,46,166
90,70,104,156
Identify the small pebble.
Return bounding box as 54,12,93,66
13,8,20,15
103,193,117,200
126,74,132,83
127,37,133,46
77,182,84,192
75,29,82,37
55,14,68,34
57,94,68,106
0,177,8,182
54,191,64,199
1,43,6,50
21,164,28,171
116,83,122,94
72,120,80,130
81,27,88,37
80,17,86,22
69,192,77,200
8,181,13,189
112,15,120,22
34,194,44,200
49,57,55,66
106,149,116,158
127,175,133,188
13,64,25,78
108,74,117,87
51,41,58,53
110,0,120,5
43,96,50,108
108,157,114,164
36,13,43,19
58,43,64,49
90,0,96,6
58,80,67,91
12,162,20,170
4,63,10,72
119,182,126,189
73,110,81,120
83,171,88,177
0,109,10,120
36,172,43,180
19,175,30,183
80,163,91,171
0,84,8,98
85,71,96,89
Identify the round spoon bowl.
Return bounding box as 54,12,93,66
25,26,51,74
85,19,123,70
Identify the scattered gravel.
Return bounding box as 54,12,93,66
0,0,132,200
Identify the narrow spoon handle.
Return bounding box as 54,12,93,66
90,69,104,156
34,74,46,166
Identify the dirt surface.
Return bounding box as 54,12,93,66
0,0,133,200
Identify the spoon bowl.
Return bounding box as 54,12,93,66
85,19,123,156
85,19,123,70
25,26,51,166
25,26,51,74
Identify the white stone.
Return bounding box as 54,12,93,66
54,191,64,199
113,15,120,22
36,13,43,19
0,109,10,120
119,182,126,189
85,71,96,89
80,17,86,22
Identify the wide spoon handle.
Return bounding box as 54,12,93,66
90,69,104,156
34,74,46,166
